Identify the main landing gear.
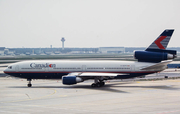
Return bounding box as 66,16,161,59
27,79,32,87
91,81,105,87
91,77,105,87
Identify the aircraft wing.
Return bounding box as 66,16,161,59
140,60,172,71
67,72,127,77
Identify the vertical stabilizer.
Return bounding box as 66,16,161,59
135,29,176,62
146,29,174,51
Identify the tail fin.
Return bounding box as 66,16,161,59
146,29,174,51
134,29,176,62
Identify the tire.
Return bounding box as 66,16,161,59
96,83,101,87
91,83,96,87
100,82,105,86
28,84,32,87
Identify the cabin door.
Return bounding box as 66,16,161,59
15,65,19,72
131,65,135,71
82,65,86,71
43,67,49,72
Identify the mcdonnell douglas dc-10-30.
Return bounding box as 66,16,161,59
4,29,177,87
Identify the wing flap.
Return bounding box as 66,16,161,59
67,72,127,77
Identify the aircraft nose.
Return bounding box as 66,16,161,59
3,68,8,74
3,66,12,74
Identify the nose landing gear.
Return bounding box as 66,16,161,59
27,79,32,87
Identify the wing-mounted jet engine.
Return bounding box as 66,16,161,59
62,76,84,85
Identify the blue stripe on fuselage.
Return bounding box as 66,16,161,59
4,71,156,79
5,72,67,79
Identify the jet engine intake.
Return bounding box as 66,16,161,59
62,76,83,85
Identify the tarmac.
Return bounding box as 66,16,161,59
0,76,180,114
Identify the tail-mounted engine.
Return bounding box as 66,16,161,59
134,49,176,62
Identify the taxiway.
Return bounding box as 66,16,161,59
0,77,180,114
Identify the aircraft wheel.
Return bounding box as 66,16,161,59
100,82,105,86
96,83,101,87
91,82,105,87
91,83,96,87
28,84,32,87
165,76,168,78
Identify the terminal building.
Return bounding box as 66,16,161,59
0,47,180,56
98,47,125,54
0,47,5,55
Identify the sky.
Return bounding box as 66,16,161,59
0,0,180,48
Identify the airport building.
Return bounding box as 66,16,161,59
0,47,5,55
99,47,125,54
0,47,180,56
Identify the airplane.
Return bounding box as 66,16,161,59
3,29,177,87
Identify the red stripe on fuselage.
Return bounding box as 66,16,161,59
4,71,157,74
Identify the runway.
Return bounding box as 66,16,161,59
1,77,180,114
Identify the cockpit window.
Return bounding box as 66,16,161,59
8,66,12,69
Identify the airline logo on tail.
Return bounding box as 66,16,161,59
146,29,174,50
154,36,167,49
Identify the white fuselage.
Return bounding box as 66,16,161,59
4,60,161,79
